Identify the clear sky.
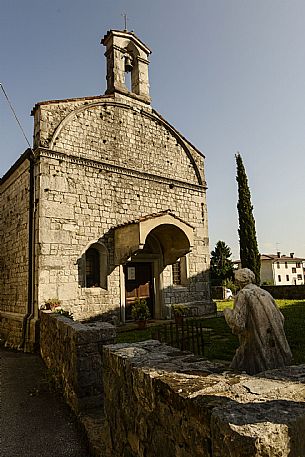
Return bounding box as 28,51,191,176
1,0,305,260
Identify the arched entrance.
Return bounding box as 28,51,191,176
114,212,194,322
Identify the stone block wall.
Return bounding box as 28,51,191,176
0,159,30,314
33,95,205,185
0,312,24,348
0,158,31,346
102,340,305,457
40,311,116,413
35,153,210,318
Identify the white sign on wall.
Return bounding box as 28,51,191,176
127,267,136,280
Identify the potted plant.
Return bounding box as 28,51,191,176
171,304,188,325
42,298,73,319
131,298,150,329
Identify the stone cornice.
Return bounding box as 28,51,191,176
35,148,207,192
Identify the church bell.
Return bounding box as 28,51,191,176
124,54,133,72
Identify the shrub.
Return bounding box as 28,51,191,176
131,298,150,321
171,304,188,317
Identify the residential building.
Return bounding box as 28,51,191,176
235,252,305,285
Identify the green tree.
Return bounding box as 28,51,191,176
236,153,261,284
210,240,234,285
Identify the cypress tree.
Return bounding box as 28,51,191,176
236,153,261,284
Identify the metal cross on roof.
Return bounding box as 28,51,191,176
122,12,128,31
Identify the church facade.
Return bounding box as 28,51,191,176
0,30,214,350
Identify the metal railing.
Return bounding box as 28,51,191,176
151,319,212,356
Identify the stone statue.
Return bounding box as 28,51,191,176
224,268,293,375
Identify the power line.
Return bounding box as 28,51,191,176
0,83,31,149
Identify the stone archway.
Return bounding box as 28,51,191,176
114,211,194,321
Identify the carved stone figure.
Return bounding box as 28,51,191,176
224,268,293,375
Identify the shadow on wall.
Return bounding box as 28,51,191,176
77,265,213,325
206,395,305,455
80,306,121,326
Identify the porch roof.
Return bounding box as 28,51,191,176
114,211,194,265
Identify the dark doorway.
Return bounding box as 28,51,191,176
124,262,154,320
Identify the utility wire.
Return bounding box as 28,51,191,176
0,82,32,149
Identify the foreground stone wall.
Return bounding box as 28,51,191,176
103,340,305,457
39,312,305,456
40,311,116,413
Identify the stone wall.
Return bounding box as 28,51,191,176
40,311,116,414
39,312,305,456
262,284,305,299
102,340,305,457
0,157,31,346
0,312,24,348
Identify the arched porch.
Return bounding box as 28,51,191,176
114,212,194,321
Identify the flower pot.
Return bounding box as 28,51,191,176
137,320,147,330
174,315,184,325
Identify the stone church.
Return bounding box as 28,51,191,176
0,30,214,350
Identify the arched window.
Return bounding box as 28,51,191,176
80,242,108,289
86,248,100,287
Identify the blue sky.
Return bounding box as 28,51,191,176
1,0,305,259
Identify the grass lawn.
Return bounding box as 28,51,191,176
117,299,305,364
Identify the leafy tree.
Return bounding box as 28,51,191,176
210,240,234,285
236,153,261,284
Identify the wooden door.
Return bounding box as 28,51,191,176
124,262,154,320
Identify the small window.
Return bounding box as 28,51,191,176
286,275,289,281
296,263,301,268
278,275,281,282
277,262,280,269
86,248,100,287
172,256,188,286
285,262,288,269
292,268,296,273
297,274,302,280
172,260,182,285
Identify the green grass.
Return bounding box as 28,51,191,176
117,300,305,364
277,300,305,364
117,327,155,344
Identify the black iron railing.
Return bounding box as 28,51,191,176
151,319,212,356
